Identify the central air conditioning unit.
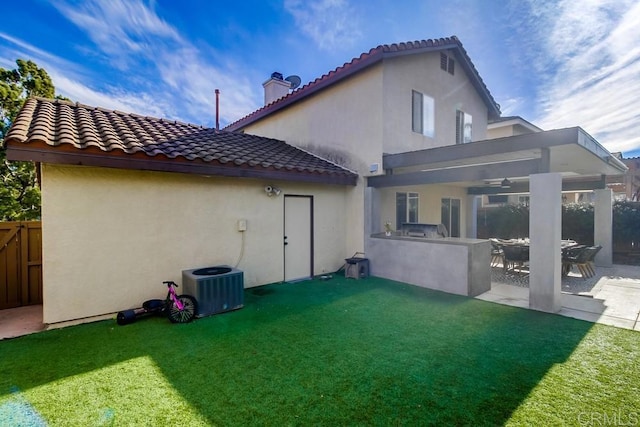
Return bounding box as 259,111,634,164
182,266,244,318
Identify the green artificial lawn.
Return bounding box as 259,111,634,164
1,276,639,426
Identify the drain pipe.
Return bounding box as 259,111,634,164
215,89,220,131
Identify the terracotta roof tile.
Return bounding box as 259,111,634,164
5,98,357,185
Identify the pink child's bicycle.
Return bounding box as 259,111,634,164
116,281,197,325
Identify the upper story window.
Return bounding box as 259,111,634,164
456,110,472,144
412,90,434,138
440,52,455,75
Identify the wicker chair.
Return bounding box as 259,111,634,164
561,245,586,276
490,239,504,267
563,245,601,278
502,244,529,274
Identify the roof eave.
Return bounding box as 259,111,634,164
5,145,358,186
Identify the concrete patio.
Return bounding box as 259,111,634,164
477,263,640,331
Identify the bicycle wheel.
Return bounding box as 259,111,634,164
168,295,197,323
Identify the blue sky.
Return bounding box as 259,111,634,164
2,0,639,157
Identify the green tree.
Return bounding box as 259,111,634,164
1,59,56,221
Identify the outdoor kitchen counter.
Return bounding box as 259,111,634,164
365,233,491,297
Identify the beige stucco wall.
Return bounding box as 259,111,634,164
382,51,489,153
487,125,514,139
41,164,349,324
242,66,384,259
487,123,538,139
243,65,385,177
378,184,469,237
240,52,492,257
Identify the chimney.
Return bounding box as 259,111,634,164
263,72,291,105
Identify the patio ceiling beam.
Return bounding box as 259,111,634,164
467,182,530,195
467,175,607,195
368,159,542,188
383,128,578,170
467,176,607,195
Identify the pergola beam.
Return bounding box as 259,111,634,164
383,128,578,170
368,159,542,188
467,176,607,195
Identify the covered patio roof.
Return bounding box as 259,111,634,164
368,127,627,191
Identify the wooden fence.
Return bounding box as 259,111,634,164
0,221,42,309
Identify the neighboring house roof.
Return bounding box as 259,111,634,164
488,116,543,133
225,36,501,132
5,98,358,185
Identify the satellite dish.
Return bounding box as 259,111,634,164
285,75,301,90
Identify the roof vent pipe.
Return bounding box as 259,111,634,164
215,89,220,131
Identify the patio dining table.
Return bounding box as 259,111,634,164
493,238,579,274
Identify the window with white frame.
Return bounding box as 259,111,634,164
455,110,472,144
412,90,434,138
396,192,419,229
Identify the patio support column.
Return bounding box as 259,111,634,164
364,186,382,236
529,172,562,313
466,195,479,238
594,188,613,267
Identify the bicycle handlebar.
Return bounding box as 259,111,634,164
163,281,178,287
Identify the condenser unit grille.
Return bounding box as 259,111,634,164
182,266,244,318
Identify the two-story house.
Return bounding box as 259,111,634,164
227,38,500,244
5,36,627,324
226,36,627,312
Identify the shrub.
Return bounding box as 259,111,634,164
478,200,640,262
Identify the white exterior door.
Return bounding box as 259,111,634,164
284,195,313,282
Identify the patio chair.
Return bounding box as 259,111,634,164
489,239,504,267
502,244,529,274
563,245,601,279
561,245,586,276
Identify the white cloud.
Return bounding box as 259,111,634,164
284,0,362,51
52,0,182,70
50,72,176,119
497,97,526,117
531,0,640,155
40,0,262,125
0,32,79,73
0,32,174,118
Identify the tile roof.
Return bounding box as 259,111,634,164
5,98,358,185
225,36,501,132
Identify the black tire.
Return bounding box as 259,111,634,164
116,310,137,325
143,299,165,314
168,295,197,323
